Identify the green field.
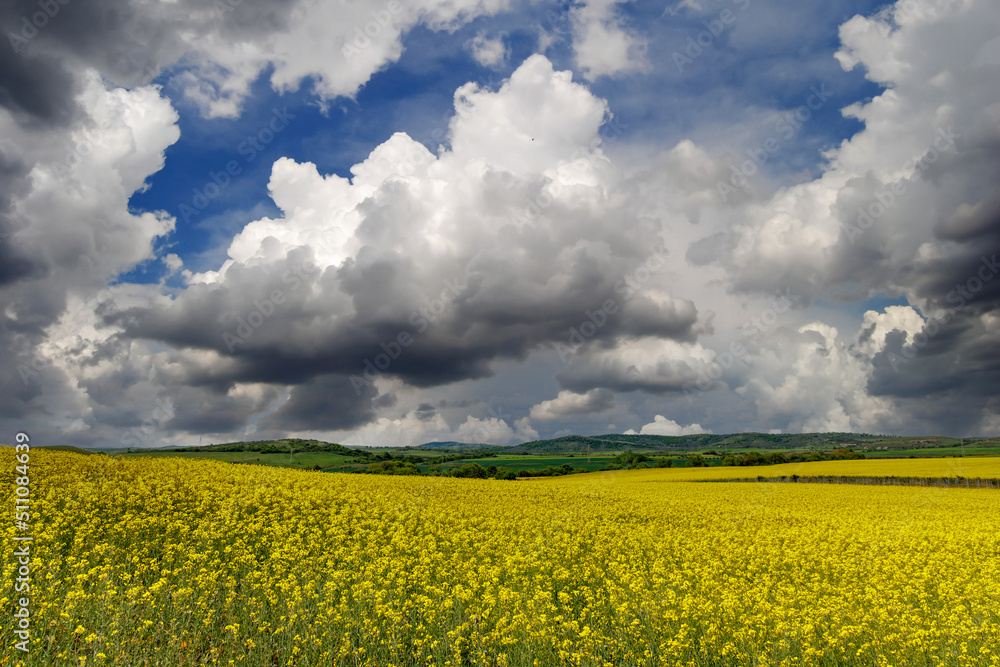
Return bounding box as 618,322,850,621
444,455,619,472
107,434,1000,478
863,446,1000,457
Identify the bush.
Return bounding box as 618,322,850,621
518,464,587,478
613,451,651,468
365,461,422,476
451,463,490,479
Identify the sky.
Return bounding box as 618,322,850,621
1,0,999,448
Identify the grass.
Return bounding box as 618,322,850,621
864,446,1000,457
534,455,1000,483
113,444,1000,479
443,455,619,472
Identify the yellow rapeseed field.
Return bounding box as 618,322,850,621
2,450,999,666
599,456,1000,483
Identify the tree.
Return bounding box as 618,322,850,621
613,451,650,468
451,463,489,479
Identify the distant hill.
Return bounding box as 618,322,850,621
169,438,363,456
127,433,995,458
418,441,496,450
506,432,985,454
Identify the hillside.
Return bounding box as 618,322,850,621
114,433,998,458
418,441,501,450
169,438,364,456
507,432,998,454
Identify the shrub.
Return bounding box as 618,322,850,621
451,463,490,479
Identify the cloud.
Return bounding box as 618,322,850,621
629,415,707,436
0,0,514,121
0,70,181,446
529,388,615,420
557,337,714,395
100,55,704,433
678,0,1000,433
570,0,649,80
330,409,536,447
454,415,536,445
467,30,509,67
705,0,1000,308
733,322,897,434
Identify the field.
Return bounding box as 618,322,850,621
117,449,357,470
615,456,1000,482
3,451,999,666
443,455,619,473
864,447,1000,458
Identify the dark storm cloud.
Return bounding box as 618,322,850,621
109,242,703,395
413,402,437,421
267,374,379,432
0,0,300,121
0,46,78,126
865,300,1000,397
557,354,704,395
